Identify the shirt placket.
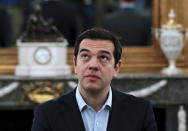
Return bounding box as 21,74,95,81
94,111,103,131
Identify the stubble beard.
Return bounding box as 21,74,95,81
78,80,110,98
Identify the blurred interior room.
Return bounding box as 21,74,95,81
0,0,188,131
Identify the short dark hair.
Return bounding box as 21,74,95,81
74,27,122,66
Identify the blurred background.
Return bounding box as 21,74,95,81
0,0,152,47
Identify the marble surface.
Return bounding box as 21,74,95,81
0,73,188,108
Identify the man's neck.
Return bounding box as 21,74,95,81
78,86,110,112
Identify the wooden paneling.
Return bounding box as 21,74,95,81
0,46,186,75
0,49,17,75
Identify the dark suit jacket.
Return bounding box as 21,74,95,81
32,88,157,131
103,8,151,46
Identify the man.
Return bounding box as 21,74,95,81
103,0,151,46
40,0,77,46
64,0,96,31
31,27,157,131
0,8,12,47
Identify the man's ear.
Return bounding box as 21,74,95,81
114,60,122,77
73,56,77,74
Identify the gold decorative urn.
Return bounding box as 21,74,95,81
156,9,187,75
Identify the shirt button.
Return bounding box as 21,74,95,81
96,122,101,127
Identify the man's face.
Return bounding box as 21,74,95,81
74,39,121,92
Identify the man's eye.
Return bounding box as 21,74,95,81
99,55,109,61
81,54,89,59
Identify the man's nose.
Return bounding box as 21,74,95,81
88,57,99,71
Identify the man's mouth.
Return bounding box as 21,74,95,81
85,74,101,80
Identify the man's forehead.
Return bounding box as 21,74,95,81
79,39,114,53
79,48,112,56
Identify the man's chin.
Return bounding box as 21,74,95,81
84,85,102,92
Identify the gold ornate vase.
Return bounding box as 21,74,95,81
156,9,187,75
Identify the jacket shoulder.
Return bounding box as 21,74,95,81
34,89,75,115
113,89,152,108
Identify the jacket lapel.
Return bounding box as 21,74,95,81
107,89,122,131
107,89,133,131
59,89,86,131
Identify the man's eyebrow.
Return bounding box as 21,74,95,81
99,50,112,55
79,49,112,55
79,48,90,53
